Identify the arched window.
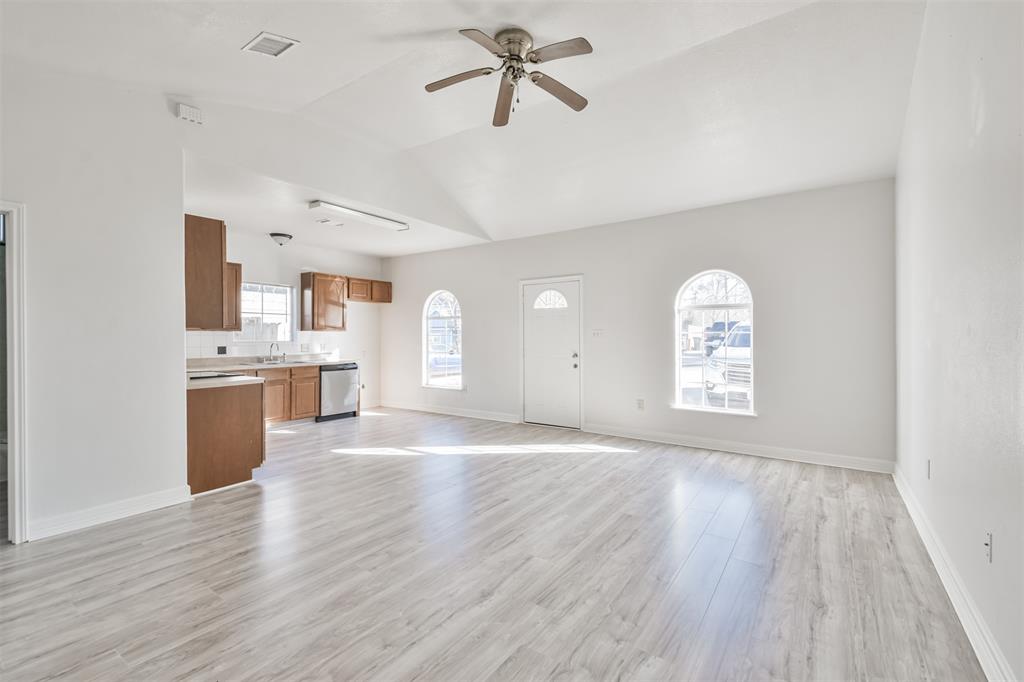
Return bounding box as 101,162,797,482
423,290,462,389
675,270,754,413
533,289,569,309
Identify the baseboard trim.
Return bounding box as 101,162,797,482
893,468,1016,682
583,422,895,474
381,402,520,424
28,485,192,541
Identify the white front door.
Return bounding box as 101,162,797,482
523,279,581,428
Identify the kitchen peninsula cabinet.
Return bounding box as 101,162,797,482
187,381,264,494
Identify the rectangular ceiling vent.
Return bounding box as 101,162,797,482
242,31,299,57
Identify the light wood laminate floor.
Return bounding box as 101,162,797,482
0,409,982,681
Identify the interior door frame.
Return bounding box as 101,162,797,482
1,201,28,544
518,274,584,428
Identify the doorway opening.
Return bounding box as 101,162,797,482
1,201,25,544
0,211,6,542
520,275,583,429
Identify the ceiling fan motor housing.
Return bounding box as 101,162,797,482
495,28,533,59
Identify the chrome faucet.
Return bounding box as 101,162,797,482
268,342,280,362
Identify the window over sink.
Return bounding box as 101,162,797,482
238,282,293,342
675,270,754,414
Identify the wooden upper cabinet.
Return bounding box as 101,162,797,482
300,272,347,331
346,277,392,303
223,262,242,331
371,280,392,303
184,214,226,329
347,277,371,302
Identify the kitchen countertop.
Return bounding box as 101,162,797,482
186,356,358,373
186,374,266,391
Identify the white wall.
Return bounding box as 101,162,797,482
188,230,384,407
1,60,189,536
381,179,896,470
895,2,1023,679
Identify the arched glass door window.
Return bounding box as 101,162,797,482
423,290,463,389
533,289,569,309
675,270,754,413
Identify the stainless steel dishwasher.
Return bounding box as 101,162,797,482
316,362,359,421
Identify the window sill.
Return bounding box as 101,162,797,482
670,404,758,417
422,384,465,392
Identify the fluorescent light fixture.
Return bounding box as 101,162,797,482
309,200,409,232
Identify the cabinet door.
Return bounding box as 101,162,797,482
262,379,291,423
291,376,320,419
223,262,242,331
184,214,226,329
314,274,347,330
370,280,392,303
348,278,371,302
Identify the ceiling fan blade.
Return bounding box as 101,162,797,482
527,37,592,63
459,28,506,57
529,72,588,111
493,73,515,127
425,67,495,93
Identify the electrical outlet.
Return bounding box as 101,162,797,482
217,346,227,355
984,532,993,563
927,459,931,479
636,398,645,410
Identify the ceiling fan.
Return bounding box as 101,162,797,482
425,28,593,127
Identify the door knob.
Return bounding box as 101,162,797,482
573,363,579,369
571,352,579,358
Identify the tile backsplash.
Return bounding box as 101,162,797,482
186,330,352,359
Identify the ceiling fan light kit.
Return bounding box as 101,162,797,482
425,27,592,127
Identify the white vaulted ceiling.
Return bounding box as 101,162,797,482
2,1,926,254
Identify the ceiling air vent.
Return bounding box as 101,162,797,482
242,31,300,57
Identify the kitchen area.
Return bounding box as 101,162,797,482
184,213,390,494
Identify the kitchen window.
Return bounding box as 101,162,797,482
238,282,293,342
423,290,462,389
675,270,754,414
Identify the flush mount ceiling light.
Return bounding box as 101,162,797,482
308,200,409,232
242,31,300,57
425,27,592,127
269,232,293,246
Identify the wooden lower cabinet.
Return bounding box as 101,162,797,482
290,375,320,419
258,368,291,423
187,383,265,494
258,365,321,422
